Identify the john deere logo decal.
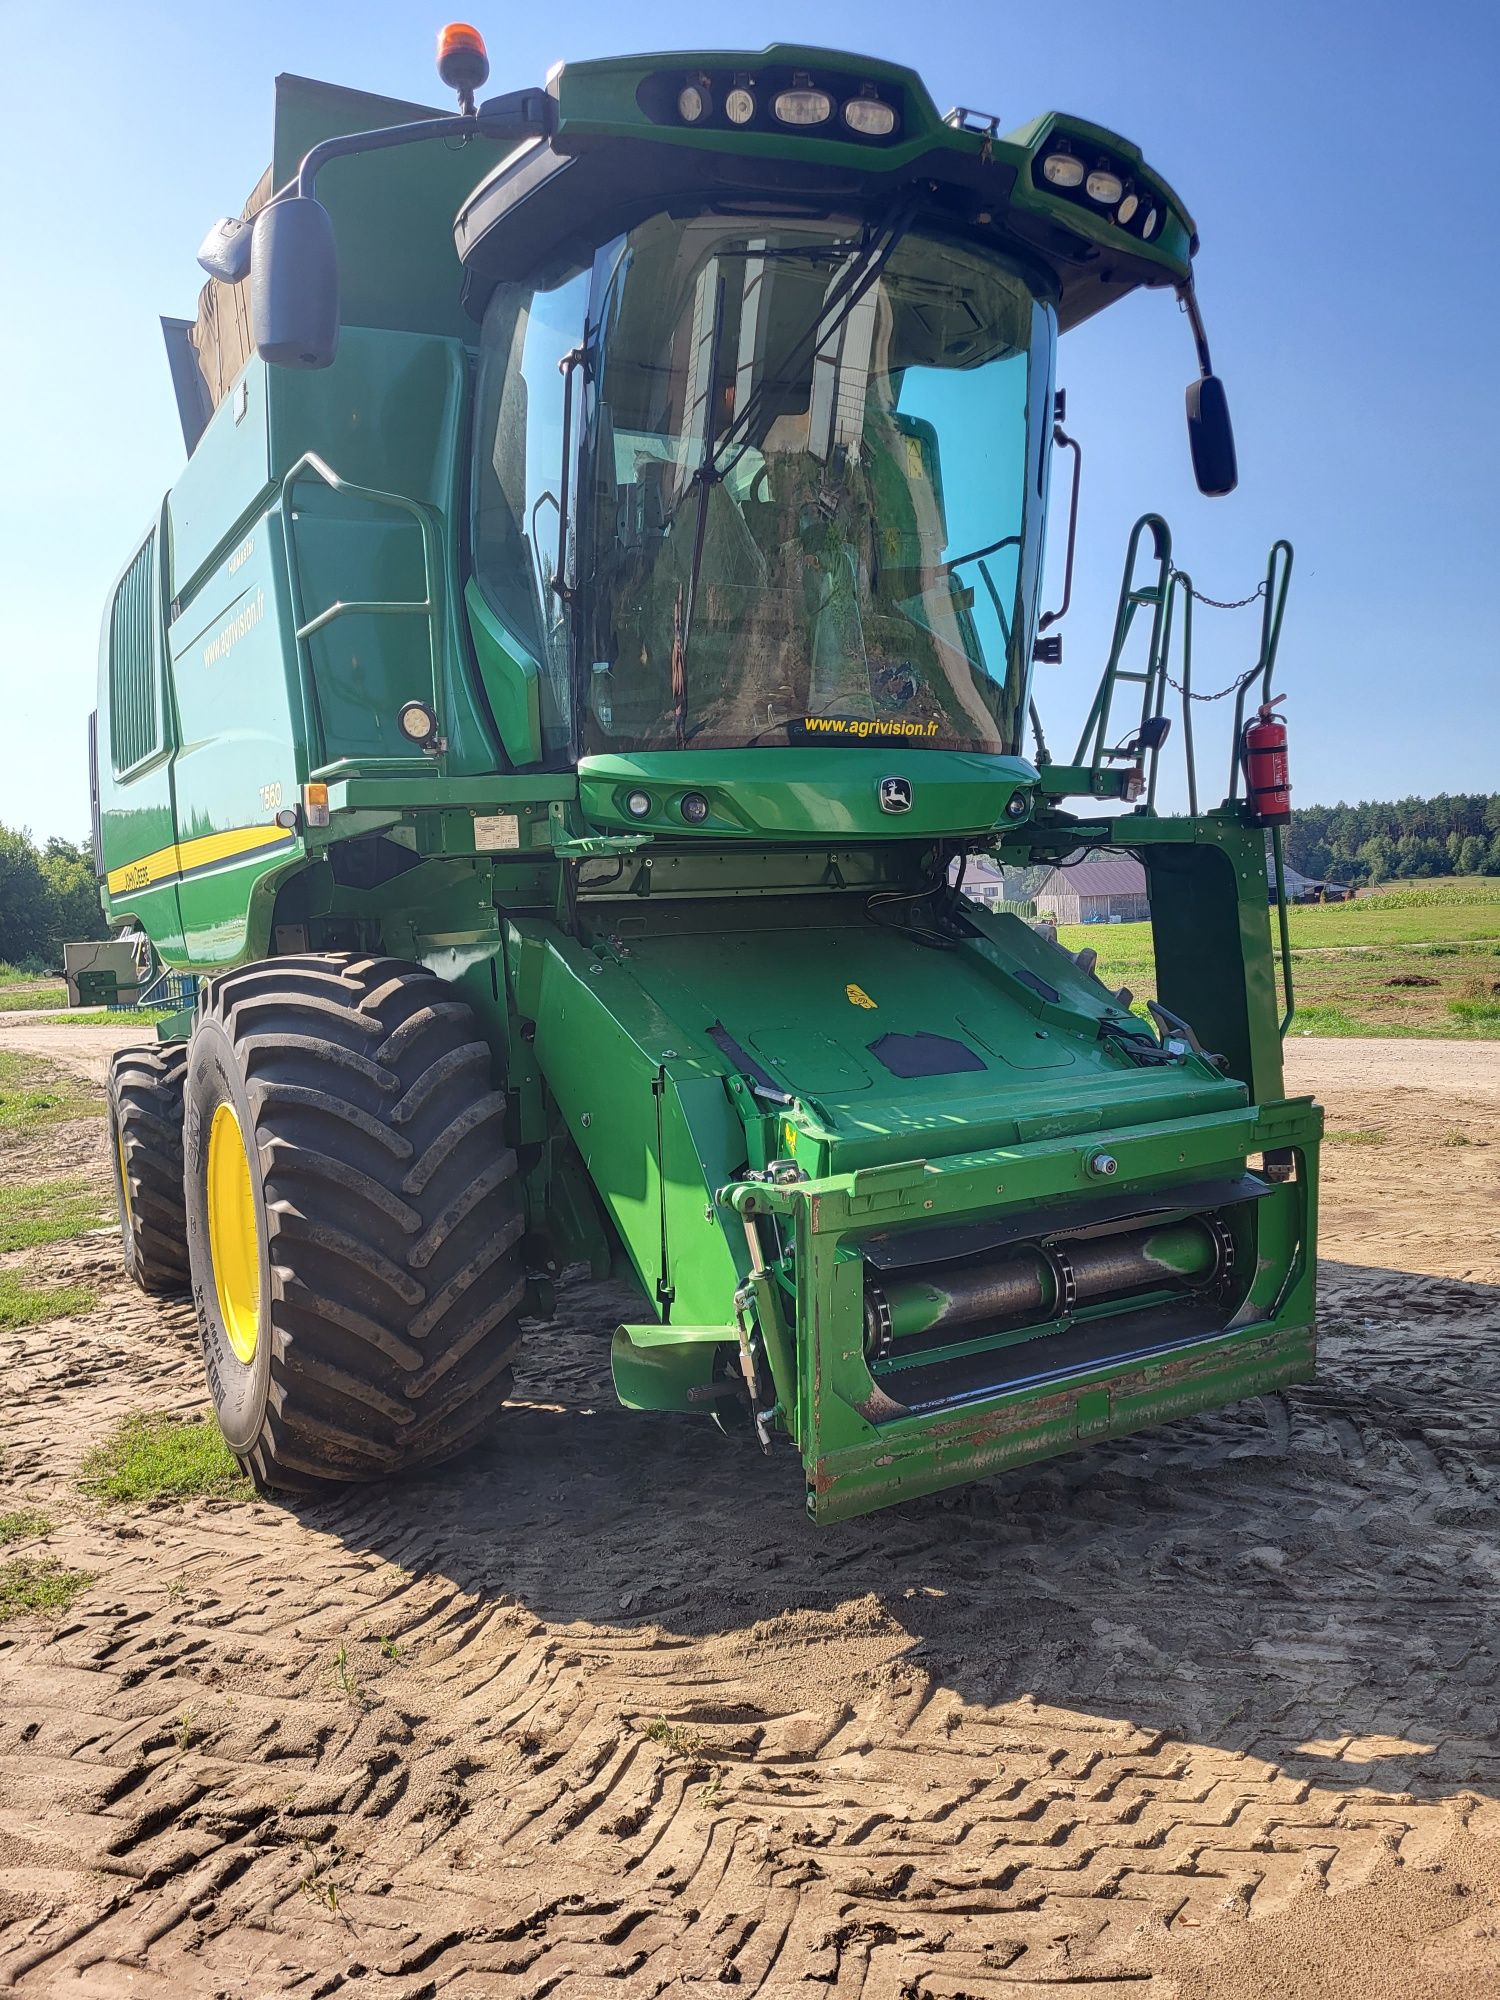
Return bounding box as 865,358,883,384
878,776,912,814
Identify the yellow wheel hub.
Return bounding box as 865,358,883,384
206,1101,261,1364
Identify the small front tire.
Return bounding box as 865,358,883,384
107,1043,190,1295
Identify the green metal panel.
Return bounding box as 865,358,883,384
270,330,504,780
726,1081,1320,1520
579,749,1038,842
604,899,1245,1178
1138,817,1287,1107
464,578,541,768
167,464,304,965
271,74,507,344
519,921,746,1318
167,363,275,597
806,1322,1315,1524
545,48,1198,279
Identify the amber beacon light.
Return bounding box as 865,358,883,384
437,23,490,112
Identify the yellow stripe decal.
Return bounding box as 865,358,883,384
106,824,294,896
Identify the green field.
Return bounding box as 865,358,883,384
0,965,68,1013
0,1051,102,1135
1055,879,1500,1039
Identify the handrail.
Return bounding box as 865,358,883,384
277,452,447,771
1166,571,1198,816
137,968,198,1012
1070,513,1173,772
1066,526,1295,822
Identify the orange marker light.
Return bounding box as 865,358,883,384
437,22,490,106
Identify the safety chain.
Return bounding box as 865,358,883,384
1164,661,1263,703
1163,565,1268,700
1168,565,1267,611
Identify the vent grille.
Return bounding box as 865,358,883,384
108,539,159,773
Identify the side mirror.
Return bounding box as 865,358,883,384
251,196,339,369
1186,374,1238,497
196,215,254,284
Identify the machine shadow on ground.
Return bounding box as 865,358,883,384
290,1254,1500,1815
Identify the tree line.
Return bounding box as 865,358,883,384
1288,793,1500,886
0,826,108,967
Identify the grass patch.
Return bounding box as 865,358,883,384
1449,996,1500,1027
298,1838,349,1914
1441,1130,1472,1147
1054,903,1500,1041
0,1050,102,1136
79,1414,250,1506
0,1558,93,1624
643,1716,708,1759
1288,1004,1377,1038
0,1508,54,1545
0,1271,97,1331
0,1177,110,1253
0,984,71,1013
1326,1128,1387,1146
28,1010,171,1028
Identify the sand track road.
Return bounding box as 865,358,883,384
1,1025,1497,1998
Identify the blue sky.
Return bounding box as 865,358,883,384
2,0,1496,840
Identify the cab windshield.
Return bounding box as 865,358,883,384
577,211,1054,756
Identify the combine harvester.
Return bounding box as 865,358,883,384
94,27,1318,1520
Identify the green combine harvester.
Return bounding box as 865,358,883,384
93,26,1320,1521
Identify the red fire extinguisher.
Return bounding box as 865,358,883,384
1242,694,1292,824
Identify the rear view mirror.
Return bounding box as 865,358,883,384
1186,374,1238,497
251,196,340,370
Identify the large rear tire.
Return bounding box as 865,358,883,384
107,1043,190,1295
182,954,525,1489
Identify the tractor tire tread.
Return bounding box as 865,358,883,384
194,953,524,1489
108,1041,189,1295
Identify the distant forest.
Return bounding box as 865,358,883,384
1289,794,1500,885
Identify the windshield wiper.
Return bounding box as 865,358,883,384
714,192,921,485
670,194,922,723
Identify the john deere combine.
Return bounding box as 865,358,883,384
93,29,1319,1520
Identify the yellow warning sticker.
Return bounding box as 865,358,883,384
846,982,877,1009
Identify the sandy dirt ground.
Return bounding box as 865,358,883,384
1,1026,1497,1998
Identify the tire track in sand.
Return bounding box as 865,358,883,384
1,1242,1497,1995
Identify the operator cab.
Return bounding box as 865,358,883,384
470,206,1055,764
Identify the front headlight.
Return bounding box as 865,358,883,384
843,91,896,137
774,77,833,125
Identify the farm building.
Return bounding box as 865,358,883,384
1032,854,1150,925
960,855,1036,911
1270,856,1353,902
